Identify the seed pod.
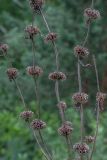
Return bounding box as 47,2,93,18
27,66,43,77
25,25,39,39
20,111,34,122
96,92,106,112
0,44,9,55
58,121,73,136
45,32,57,42
57,101,67,110
29,0,44,14
7,68,18,81
84,136,95,144
72,92,88,105
49,72,66,81
84,8,101,21
74,45,89,59
73,142,89,155
31,119,46,130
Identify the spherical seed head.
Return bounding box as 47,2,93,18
73,143,89,155
29,0,44,14
7,68,18,81
57,101,67,110
49,72,66,81
72,92,88,105
58,121,73,136
74,45,89,59
0,44,9,54
84,8,101,21
27,66,43,77
31,119,46,130
96,92,107,112
25,25,39,39
20,111,34,122
84,136,95,144
45,32,57,42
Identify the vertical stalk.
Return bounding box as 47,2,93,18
89,55,100,160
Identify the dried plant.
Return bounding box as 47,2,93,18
0,0,106,160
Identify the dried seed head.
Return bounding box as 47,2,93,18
29,0,44,14
58,121,73,136
20,111,34,122
31,119,46,130
7,68,18,81
74,45,89,59
73,143,89,155
45,32,57,42
57,101,67,110
72,92,88,105
49,72,66,81
84,8,101,21
96,92,107,112
27,66,43,77
25,25,39,39
84,136,95,144
0,44,9,54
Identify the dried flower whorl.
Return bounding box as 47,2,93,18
84,136,95,144
49,71,66,81
84,8,101,21
96,92,106,111
45,32,57,42
25,25,39,38
29,0,44,14
27,66,43,77
58,121,73,136
74,45,89,59
57,101,67,110
31,119,46,130
73,142,89,155
7,68,18,81
0,44,9,54
72,92,88,105
20,111,34,122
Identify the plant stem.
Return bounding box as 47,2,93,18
14,79,27,109
89,55,100,160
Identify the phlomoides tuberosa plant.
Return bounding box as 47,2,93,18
0,0,106,160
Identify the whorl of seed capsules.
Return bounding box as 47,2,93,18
31,119,46,130
57,101,67,110
0,44,9,54
84,8,101,20
74,45,89,59
25,25,39,39
72,92,88,105
27,66,43,77
45,32,57,42
49,71,66,81
20,111,34,122
96,92,107,112
73,142,89,155
7,68,18,81
84,136,95,144
58,121,73,136
29,0,44,14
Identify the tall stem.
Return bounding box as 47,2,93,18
89,55,100,160
14,79,27,109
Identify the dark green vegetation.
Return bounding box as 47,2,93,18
0,0,107,159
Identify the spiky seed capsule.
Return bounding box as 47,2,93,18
58,121,73,136
29,0,44,14
74,45,89,59
20,111,34,122
45,32,57,42
57,101,67,110
25,25,39,39
84,136,95,144
84,8,101,20
96,92,106,112
49,72,66,81
73,143,89,155
31,119,46,130
27,66,43,77
7,68,18,81
72,92,88,105
0,44,9,54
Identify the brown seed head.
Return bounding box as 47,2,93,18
31,119,46,130
20,111,34,122
27,66,43,77
49,71,66,81
7,68,18,81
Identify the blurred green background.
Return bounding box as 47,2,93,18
0,0,107,159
